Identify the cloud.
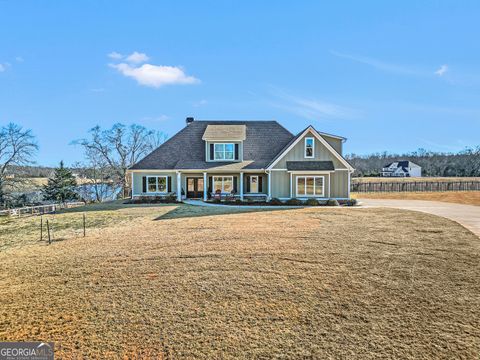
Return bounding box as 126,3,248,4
0,64,5,72
141,115,170,122
110,62,199,88
90,88,105,92
15,56,24,62
125,51,149,64
435,64,448,76
269,88,359,120
193,99,208,107
330,50,419,75
108,51,123,60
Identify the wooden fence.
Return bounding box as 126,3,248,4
351,180,480,193
0,202,85,217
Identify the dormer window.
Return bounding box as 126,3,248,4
305,137,314,158
214,143,235,160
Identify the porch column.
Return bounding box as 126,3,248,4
267,170,271,200
203,172,207,201
176,172,182,202
290,172,293,198
239,172,244,201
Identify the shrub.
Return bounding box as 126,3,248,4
234,199,243,205
269,198,283,205
344,198,357,206
286,198,303,206
326,198,340,206
305,198,319,206
212,198,222,204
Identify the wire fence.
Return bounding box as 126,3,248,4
351,180,480,193
0,202,85,218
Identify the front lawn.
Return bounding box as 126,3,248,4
0,202,478,358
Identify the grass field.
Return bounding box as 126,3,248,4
0,202,479,358
352,176,480,183
353,191,480,206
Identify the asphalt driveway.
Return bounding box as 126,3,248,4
359,198,480,237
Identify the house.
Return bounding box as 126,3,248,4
381,161,421,177
129,117,354,201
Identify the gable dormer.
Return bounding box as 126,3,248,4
202,124,246,162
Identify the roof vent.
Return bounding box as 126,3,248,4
186,117,194,125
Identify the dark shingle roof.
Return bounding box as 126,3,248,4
286,161,335,171
130,120,294,170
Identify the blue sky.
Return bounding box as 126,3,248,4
1,1,479,166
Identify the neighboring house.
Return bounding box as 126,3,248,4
129,117,354,201
381,161,422,177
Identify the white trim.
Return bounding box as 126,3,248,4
328,174,331,198
304,137,314,158
146,175,168,194
240,172,244,200
267,126,354,171
130,169,263,173
130,172,134,199
289,172,293,198
203,172,207,201
347,171,351,198
287,170,334,174
295,175,325,197
267,171,271,200
176,172,182,201
212,175,234,193
270,168,287,171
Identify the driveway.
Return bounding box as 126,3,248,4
359,198,480,237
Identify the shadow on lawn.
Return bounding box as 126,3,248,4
154,204,299,220
60,200,173,214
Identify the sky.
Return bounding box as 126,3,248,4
1,1,479,166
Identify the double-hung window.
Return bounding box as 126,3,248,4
147,176,168,193
214,143,234,160
213,176,233,193
304,137,314,158
296,176,324,197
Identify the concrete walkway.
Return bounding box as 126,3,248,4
359,199,480,237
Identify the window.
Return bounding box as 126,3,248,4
296,176,324,197
146,176,168,193
249,176,258,193
213,176,234,193
305,137,314,158
214,143,235,160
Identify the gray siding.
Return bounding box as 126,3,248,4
330,171,349,198
270,171,290,198
272,131,347,170
322,134,343,155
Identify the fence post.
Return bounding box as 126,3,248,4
46,220,51,244
83,213,86,237
40,216,43,241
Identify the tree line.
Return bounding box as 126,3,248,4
346,148,480,177
0,122,165,207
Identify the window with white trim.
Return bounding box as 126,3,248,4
305,137,314,158
214,143,235,160
213,176,233,193
147,176,168,193
296,176,324,197
249,175,258,193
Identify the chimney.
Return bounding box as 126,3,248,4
186,117,194,125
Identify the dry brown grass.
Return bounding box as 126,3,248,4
352,177,480,183
0,203,479,358
353,191,480,206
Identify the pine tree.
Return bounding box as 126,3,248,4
42,161,78,202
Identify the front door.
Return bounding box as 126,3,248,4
186,177,204,198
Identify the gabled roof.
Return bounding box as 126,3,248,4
202,125,246,141
130,120,293,170
286,161,334,171
384,161,420,169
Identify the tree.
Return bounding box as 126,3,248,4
42,161,78,202
76,123,165,196
0,123,38,206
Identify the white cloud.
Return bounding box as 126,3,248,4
0,64,5,72
435,64,448,76
15,56,24,62
108,51,123,60
269,88,359,120
141,115,170,122
110,62,199,88
125,51,149,64
330,50,419,75
193,99,208,107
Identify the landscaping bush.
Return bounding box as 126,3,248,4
326,199,340,206
286,198,303,206
269,198,283,205
212,198,222,204
305,198,319,206
343,198,357,206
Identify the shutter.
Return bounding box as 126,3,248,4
210,143,214,160
208,176,212,193
167,176,172,192
235,144,239,160
233,176,238,193
259,176,263,192
246,176,250,192
142,176,147,192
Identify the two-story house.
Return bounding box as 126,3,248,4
381,161,422,177
129,117,354,201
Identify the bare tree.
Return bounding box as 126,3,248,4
76,123,165,197
0,123,38,206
